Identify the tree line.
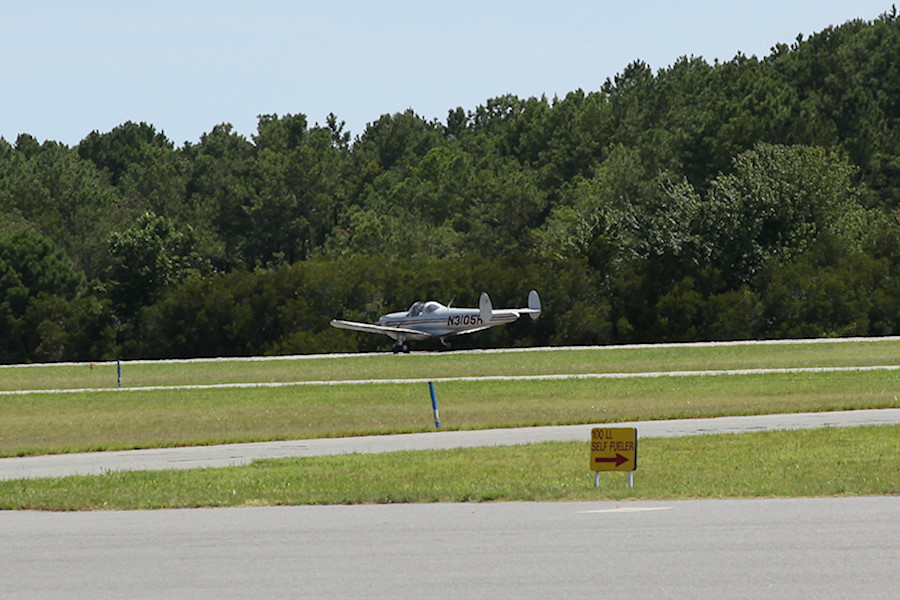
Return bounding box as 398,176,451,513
1,9,899,362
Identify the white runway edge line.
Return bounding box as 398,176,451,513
2,365,899,397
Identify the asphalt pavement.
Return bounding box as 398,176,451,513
2,496,898,599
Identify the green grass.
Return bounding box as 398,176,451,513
2,425,897,510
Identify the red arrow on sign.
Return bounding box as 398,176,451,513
595,454,629,467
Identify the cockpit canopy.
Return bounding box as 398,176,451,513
407,301,444,317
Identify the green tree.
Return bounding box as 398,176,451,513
0,228,86,361
78,121,173,186
27,295,116,362
1,138,121,280
704,143,871,286
354,110,443,175
107,212,206,316
0,228,84,311
117,143,190,221
757,237,889,338
184,123,256,268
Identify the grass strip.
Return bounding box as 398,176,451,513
1,425,896,511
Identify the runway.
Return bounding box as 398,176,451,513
1,408,898,480
1,497,897,599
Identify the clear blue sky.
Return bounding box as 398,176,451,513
1,1,893,147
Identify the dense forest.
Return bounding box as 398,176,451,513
2,10,900,362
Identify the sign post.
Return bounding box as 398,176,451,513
428,381,440,428
590,427,637,488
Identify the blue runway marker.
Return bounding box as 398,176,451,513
429,381,440,428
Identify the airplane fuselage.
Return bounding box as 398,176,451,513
377,302,517,340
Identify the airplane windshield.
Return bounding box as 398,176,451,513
408,302,425,317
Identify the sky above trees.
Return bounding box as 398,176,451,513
1,1,893,146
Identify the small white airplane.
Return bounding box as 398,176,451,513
331,290,541,353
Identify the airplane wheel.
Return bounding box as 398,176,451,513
402,343,410,354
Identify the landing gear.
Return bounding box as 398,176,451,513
392,342,410,354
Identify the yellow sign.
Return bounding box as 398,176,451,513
590,427,637,471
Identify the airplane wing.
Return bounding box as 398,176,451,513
329,319,426,337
